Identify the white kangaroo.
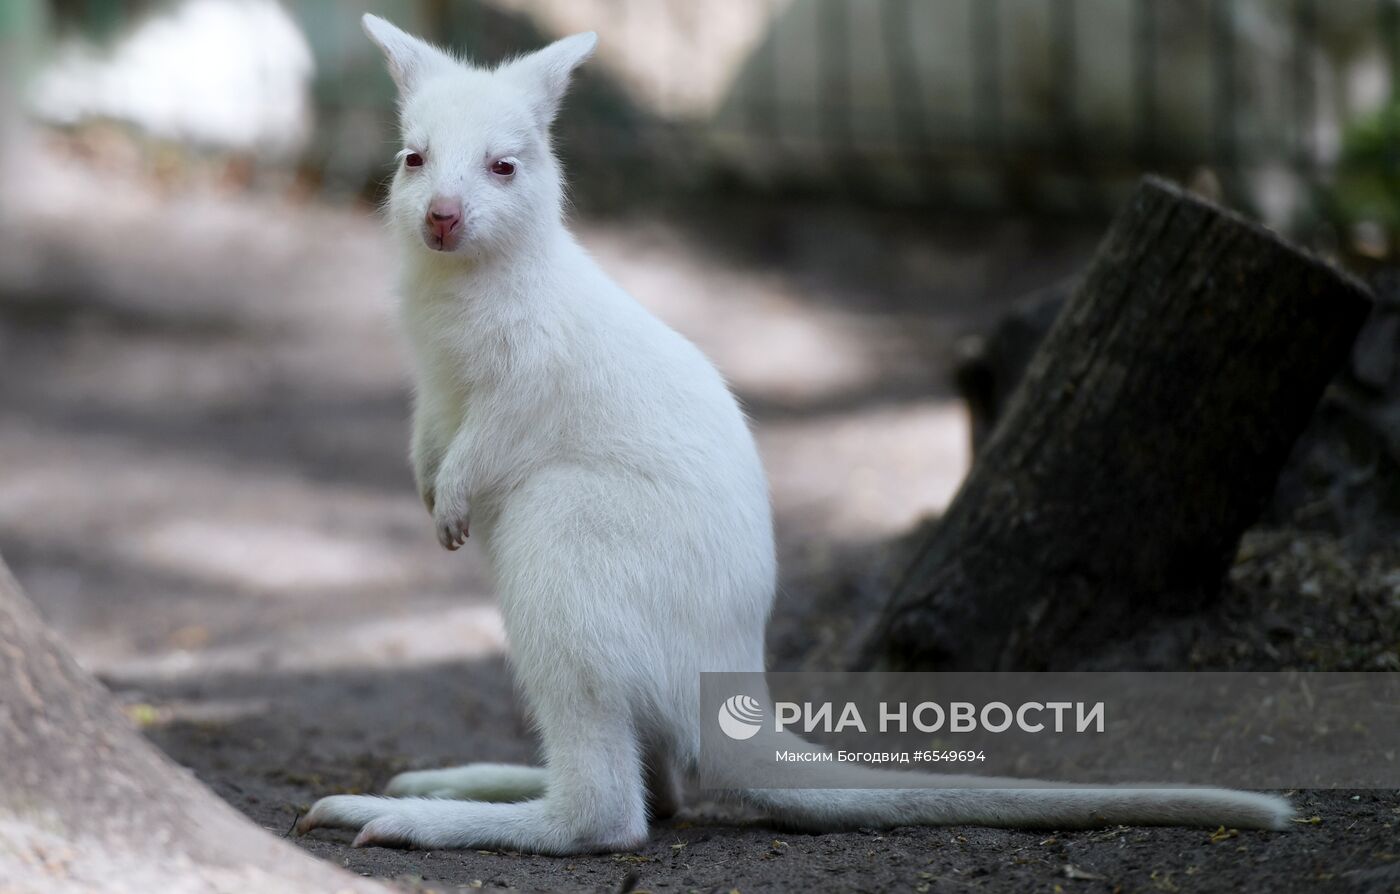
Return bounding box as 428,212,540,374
296,15,1291,853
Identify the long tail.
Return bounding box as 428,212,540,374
741,785,1291,831
731,731,1291,831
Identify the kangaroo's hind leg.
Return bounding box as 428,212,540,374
644,741,682,821
298,686,649,852
385,764,548,801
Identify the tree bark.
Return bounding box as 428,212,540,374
0,557,385,894
864,177,1373,671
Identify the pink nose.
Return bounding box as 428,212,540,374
425,198,462,242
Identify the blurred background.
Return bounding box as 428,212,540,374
1,1,1398,882
11,0,1400,232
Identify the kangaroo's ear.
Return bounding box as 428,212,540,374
502,32,597,127
362,13,456,95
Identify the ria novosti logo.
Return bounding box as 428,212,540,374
716,694,1106,739
718,695,764,740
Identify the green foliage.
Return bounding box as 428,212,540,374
1329,101,1400,231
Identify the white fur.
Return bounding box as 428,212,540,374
298,15,1292,854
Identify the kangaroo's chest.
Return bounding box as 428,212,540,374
400,289,513,406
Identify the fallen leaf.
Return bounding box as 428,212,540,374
1063,864,1106,881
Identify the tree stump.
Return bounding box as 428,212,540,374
953,278,1074,453
864,177,1373,671
0,558,385,893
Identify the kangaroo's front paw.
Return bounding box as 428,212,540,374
433,499,470,550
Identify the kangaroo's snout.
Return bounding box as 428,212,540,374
424,197,464,250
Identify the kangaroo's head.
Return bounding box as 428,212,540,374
362,14,595,259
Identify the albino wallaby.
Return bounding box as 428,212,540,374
296,15,1291,853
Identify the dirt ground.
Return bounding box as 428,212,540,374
1,144,1397,893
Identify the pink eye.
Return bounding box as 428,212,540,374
404,152,424,168
490,159,516,177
